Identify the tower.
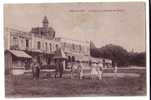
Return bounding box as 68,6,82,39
42,16,49,28
41,16,55,39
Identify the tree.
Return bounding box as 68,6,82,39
128,52,146,66
98,44,129,66
90,43,146,67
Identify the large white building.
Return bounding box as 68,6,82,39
4,16,112,75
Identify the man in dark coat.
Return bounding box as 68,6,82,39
58,61,64,78
31,59,40,80
55,59,60,78
55,59,64,78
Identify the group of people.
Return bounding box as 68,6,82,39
69,61,104,80
90,62,104,80
31,58,117,80
31,59,64,79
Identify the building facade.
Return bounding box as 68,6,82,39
55,37,90,60
4,27,32,51
4,28,32,74
4,16,112,75
4,16,59,74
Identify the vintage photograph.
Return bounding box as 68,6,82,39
4,2,146,97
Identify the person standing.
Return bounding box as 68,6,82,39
114,63,118,79
55,59,60,78
31,59,40,80
70,62,74,79
36,62,40,79
114,63,118,73
97,62,103,80
78,61,84,79
91,62,98,80
70,62,76,79
31,61,36,80
58,60,64,78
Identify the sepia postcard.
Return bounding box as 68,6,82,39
4,2,147,97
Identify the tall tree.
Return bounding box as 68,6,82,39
98,44,129,66
128,52,146,66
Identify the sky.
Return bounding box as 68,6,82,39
4,2,146,52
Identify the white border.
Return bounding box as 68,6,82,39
0,0,149,100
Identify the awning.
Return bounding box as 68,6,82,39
8,50,32,59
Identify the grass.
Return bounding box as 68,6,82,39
5,68,146,97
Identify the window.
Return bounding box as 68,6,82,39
49,43,52,51
13,37,18,45
45,42,48,51
37,41,41,49
26,39,29,48
21,38,24,44
68,56,71,62
62,42,66,50
79,45,82,51
12,37,18,49
64,42,66,47
72,44,75,50
56,44,59,50
72,56,75,62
